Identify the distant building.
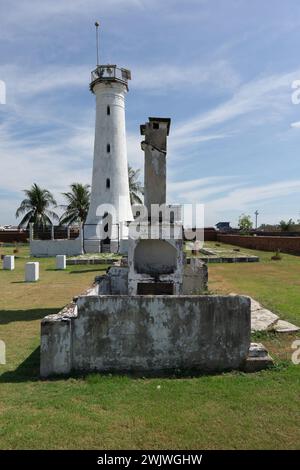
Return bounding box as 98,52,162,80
0,225,19,231
216,222,231,232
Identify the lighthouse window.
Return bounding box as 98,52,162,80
106,178,110,189
107,143,110,153
153,122,159,129
107,105,110,115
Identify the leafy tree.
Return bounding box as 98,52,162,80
16,183,58,229
238,214,253,234
279,219,294,231
128,165,144,205
59,183,90,225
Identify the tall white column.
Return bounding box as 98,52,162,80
84,66,133,253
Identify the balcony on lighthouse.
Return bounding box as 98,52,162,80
90,65,131,92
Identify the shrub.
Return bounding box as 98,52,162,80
271,249,282,261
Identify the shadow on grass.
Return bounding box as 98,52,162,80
0,346,40,383
0,308,60,324
11,281,41,284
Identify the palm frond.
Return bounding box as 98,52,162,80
16,183,58,227
128,165,144,207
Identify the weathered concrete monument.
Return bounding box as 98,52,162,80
84,63,133,253
40,116,253,377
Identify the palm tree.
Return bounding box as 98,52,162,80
128,165,143,205
279,218,294,232
16,183,58,228
59,183,90,225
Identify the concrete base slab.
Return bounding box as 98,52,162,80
250,298,263,311
251,308,279,331
273,320,300,333
230,293,299,333
243,355,274,372
67,257,117,265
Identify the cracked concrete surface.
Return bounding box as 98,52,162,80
230,293,299,332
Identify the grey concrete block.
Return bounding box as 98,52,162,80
25,262,39,282
3,255,14,270
56,255,66,270
70,294,251,375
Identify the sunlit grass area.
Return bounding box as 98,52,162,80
0,243,299,449
206,241,300,326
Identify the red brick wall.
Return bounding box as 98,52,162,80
184,228,217,242
0,231,29,243
204,228,217,241
218,234,300,255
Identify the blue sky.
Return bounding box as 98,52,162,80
1,0,300,226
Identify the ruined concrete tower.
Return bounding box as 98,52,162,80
140,118,170,213
128,117,185,295
84,64,133,253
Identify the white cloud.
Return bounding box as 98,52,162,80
168,177,300,226
1,0,147,36
127,132,143,169
132,60,240,92
207,179,300,212
1,17,300,228
173,70,300,141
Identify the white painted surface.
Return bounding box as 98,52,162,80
0,340,5,365
30,237,83,257
3,255,14,270
85,79,133,252
25,262,39,282
56,255,66,270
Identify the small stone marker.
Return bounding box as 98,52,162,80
0,339,5,365
3,255,15,270
56,255,66,270
25,262,39,282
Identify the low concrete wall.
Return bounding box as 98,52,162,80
30,237,83,257
40,305,75,377
67,258,117,265
41,294,250,376
218,234,300,255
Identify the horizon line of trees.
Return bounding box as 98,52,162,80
15,165,143,229
238,214,300,234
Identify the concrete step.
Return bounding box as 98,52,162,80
243,342,274,372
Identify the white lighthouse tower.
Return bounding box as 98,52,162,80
84,28,133,253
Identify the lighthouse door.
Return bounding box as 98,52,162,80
101,215,111,252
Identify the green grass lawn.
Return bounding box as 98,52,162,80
0,243,299,450
206,241,300,325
